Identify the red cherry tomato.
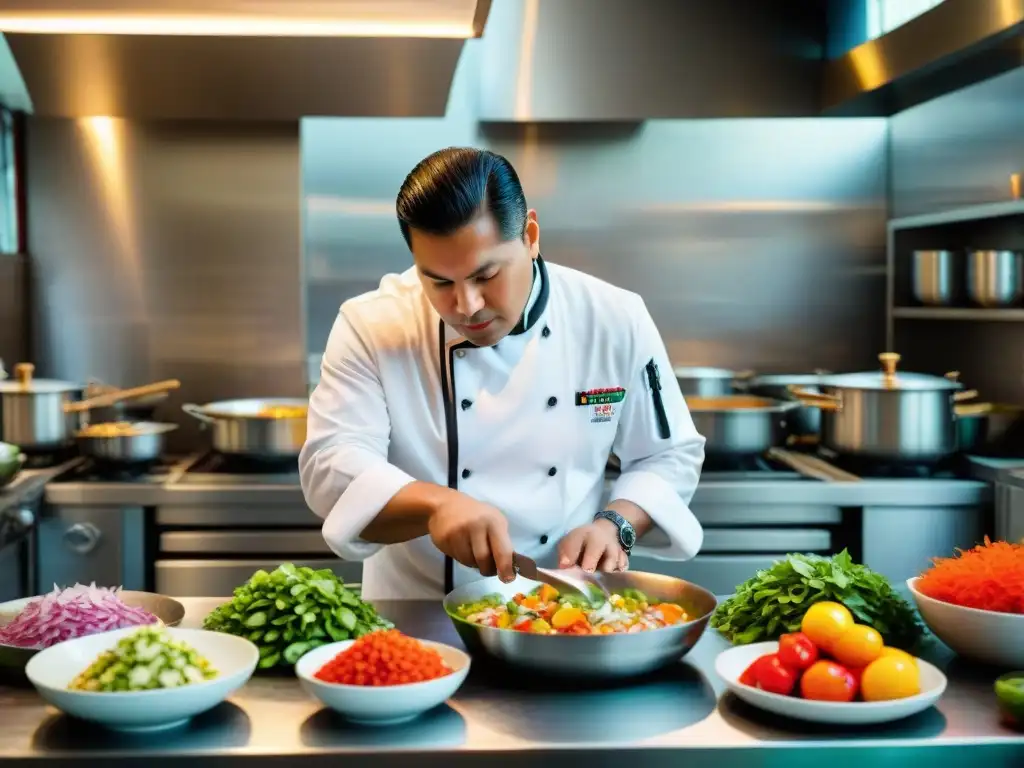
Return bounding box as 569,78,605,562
753,653,797,696
739,660,758,687
778,632,819,672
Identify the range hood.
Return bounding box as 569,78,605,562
476,0,826,121
476,0,1022,121
0,1,493,120
824,0,1023,116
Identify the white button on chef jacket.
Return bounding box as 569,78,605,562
300,257,706,600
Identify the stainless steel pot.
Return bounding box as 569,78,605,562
443,571,717,679
673,367,751,397
955,402,1024,457
912,250,956,306
967,250,1022,307
790,353,976,463
686,395,800,458
0,363,84,452
183,398,308,458
741,371,828,437
75,422,178,463
85,379,169,422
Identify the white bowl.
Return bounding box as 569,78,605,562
715,641,946,725
908,576,1024,668
295,638,471,726
25,627,258,732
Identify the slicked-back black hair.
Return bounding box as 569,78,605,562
396,147,528,248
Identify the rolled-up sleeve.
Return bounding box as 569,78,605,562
299,307,416,561
610,297,706,560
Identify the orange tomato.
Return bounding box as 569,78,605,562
800,601,854,651
830,624,884,669
800,660,857,702
860,656,921,702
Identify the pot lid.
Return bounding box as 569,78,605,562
0,363,81,394
820,353,962,391
750,371,829,386
673,366,737,379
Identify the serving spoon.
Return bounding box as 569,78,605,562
511,553,612,602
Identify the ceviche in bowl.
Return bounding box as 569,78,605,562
453,583,691,635
443,572,717,679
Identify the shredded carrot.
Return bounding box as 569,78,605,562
916,537,1024,614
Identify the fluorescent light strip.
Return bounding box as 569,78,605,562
0,16,475,38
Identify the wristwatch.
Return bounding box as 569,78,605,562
595,509,636,555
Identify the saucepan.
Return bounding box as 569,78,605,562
183,398,308,459
686,395,801,458
787,352,977,463
673,367,753,398
75,422,179,464
443,571,717,679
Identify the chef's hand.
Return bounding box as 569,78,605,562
428,494,517,583
557,521,629,573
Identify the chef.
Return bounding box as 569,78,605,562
300,147,706,600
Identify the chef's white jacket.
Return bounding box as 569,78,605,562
300,257,706,600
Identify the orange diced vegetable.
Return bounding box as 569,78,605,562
656,603,685,623
521,596,541,610
537,584,559,603
551,606,585,629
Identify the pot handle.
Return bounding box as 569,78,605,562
953,389,979,403
65,379,181,414
787,385,843,412
955,402,993,417
182,403,217,424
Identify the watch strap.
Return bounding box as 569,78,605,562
595,509,634,553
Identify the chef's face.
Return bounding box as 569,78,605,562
411,210,541,347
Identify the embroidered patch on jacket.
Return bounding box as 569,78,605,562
576,387,626,423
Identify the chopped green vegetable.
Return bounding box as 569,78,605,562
710,550,925,651
202,563,391,669
69,626,217,692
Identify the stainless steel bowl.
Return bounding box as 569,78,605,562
443,572,717,679
967,250,1022,308
0,590,186,670
911,250,956,306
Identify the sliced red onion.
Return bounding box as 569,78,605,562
0,583,158,649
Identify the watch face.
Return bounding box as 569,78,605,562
620,524,637,549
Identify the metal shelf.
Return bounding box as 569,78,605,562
892,307,1024,321
888,199,1024,231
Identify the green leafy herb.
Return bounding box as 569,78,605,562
710,550,925,651
202,563,392,669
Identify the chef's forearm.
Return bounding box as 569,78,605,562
358,481,455,544
605,499,655,538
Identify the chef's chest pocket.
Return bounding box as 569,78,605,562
573,385,627,463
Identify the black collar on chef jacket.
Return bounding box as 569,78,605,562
436,254,551,595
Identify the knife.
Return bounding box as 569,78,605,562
512,553,610,600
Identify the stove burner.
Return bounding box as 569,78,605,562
820,451,964,480
187,451,299,476
19,447,78,469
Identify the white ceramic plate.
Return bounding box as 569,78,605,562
715,641,947,725
908,577,1024,668
25,626,258,732
295,638,471,726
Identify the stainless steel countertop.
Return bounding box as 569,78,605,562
1,597,1022,767
0,460,80,515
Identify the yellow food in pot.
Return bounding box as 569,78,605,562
258,405,307,419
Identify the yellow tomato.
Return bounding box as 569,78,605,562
860,656,921,701
830,624,884,669
800,601,854,651
878,647,918,666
